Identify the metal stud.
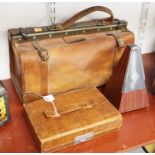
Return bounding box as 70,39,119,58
83,30,86,34
65,32,68,35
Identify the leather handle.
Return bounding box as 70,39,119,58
44,104,93,118
54,6,114,30
44,100,96,118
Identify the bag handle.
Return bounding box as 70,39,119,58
54,6,114,30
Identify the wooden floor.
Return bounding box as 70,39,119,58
0,53,155,153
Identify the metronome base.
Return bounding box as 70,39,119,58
119,89,149,113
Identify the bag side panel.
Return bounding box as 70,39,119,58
9,39,24,101
20,47,42,101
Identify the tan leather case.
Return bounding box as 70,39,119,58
24,87,122,152
8,6,134,103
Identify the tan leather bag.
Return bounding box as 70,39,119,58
8,6,134,103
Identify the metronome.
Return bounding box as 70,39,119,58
0,81,10,127
104,44,149,113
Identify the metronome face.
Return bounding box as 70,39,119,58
0,96,7,122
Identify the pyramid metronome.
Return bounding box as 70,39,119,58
104,44,149,113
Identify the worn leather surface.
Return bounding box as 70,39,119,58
12,31,134,101
12,30,134,103
24,87,122,152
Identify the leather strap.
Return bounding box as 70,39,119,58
40,61,48,96
44,99,98,118
106,32,126,75
54,6,114,30
106,32,125,47
32,41,48,96
32,41,49,61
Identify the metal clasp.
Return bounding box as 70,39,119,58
74,132,94,144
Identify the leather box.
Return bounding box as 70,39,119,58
8,6,134,103
23,87,122,152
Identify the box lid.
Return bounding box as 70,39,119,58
24,87,122,152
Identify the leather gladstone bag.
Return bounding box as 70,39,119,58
9,6,134,103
